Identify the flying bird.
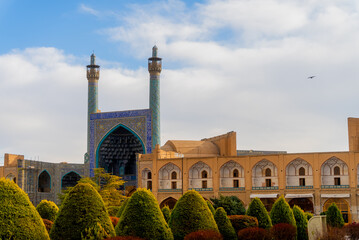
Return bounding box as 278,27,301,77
308,76,316,79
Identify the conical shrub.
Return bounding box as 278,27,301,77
50,183,115,239
246,197,272,229
270,196,296,227
169,190,219,240
116,198,129,218
0,178,50,240
36,199,59,222
207,201,216,215
214,207,237,240
292,205,308,240
326,202,345,228
115,188,173,240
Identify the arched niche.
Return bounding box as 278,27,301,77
158,163,182,191
321,157,349,187
141,168,152,190
38,170,51,192
286,158,313,188
188,161,212,189
219,160,245,189
252,159,278,189
61,171,81,190
160,197,177,209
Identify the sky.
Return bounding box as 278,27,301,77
1,0,359,164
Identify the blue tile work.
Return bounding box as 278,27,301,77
150,74,160,149
89,109,152,177
87,82,98,155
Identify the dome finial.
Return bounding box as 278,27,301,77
152,45,158,57
90,52,96,65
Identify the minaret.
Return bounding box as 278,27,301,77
148,46,162,150
85,53,100,162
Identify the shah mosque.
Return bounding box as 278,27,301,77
2,46,359,223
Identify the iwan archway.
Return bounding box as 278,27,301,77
96,124,145,188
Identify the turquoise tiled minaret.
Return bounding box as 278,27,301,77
148,46,162,149
85,53,100,163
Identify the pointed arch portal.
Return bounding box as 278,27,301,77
97,125,145,187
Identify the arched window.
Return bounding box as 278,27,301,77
299,167,305,176
171,171,177,179
265,168,271,177
334,166,340,175
201,170,208,178
147,171,152,179
62,171,81,190
233,169,239,178
38,170,51,192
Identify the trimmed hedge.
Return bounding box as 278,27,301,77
169,190,219,240
162,205,171,223
345,222,359,240
106,237,145,240
214,207,237,240
246,197,272,229
228,215,258,233
36,199,59,222
305,212,313,221
115,188,173,240
211,195,246,215
0,178,50,240
237,227,271,240
50,183,115,239
326,203,344,228
271,223,297,240
108,205,121,217
270,196,296,228
184,230,223,240
292,205,308,240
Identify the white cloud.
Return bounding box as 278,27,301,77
79,4,100,17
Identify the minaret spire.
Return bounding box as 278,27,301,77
148,45,162,150
85,53,100,163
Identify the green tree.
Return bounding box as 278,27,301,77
0,178,50,240
162,205,171,223
50,183,115,240
214,207,237,240
59,168,125,208
326,203,344,228
210,195,245,215
292,205,308,240
169,190,219,240
115,188,173,240
246,197,272,229
36,199,59,222
207,201,216,215
270,196,296,228
116,198,129,218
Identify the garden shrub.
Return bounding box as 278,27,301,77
42,219,53,233
305,212,313,221
184,230,223,240
108,205,121,217
115,188,173,240
237,227,271,240
228,215,258,232
81,222,111,240
50,183,115,240
270,196,296,227
105,237,145,240
292,205,308,240
345,222,359,240
36,199,59,222
162,205,171,223
169,190,219,240
116,198,129,218
320,227,346,240
246,197,272,229
210,195,245,215
271,223,297,240
110,216,119,227
214,207,236,240
206,200,216,215
0,178,50,240
326,203,344,228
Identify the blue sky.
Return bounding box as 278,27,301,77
1,0,359,163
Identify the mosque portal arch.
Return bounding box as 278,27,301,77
61,171,81,190
96,124,145,188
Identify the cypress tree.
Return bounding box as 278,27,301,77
169,190,219,240
326,203,344,228
246,197,272,229
270,196,296,228
0,178,50,240
50,183,115,240
292,205,308,240
214,207,237,240
115,188,173,240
